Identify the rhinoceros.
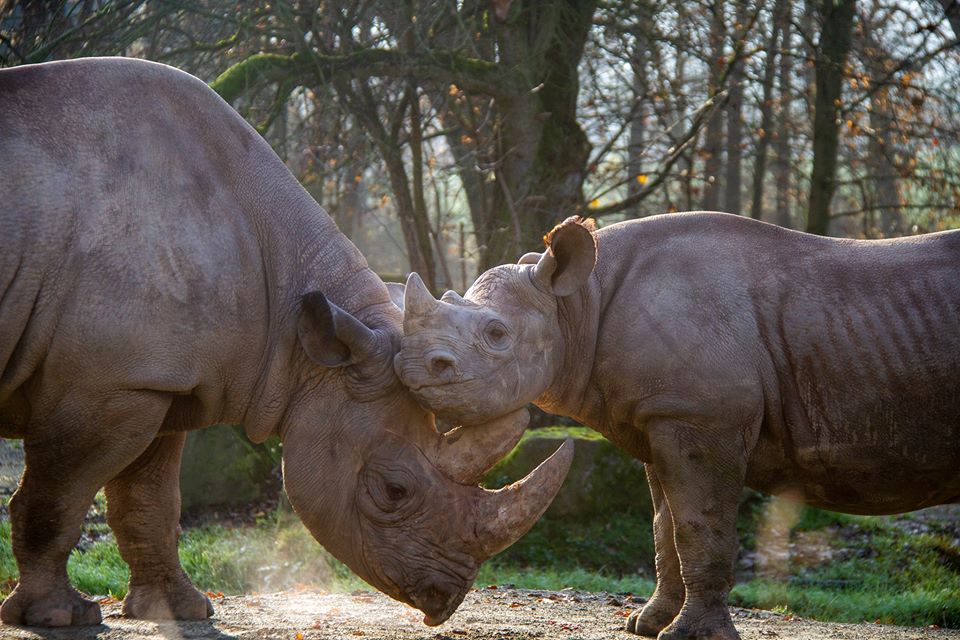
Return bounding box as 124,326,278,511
394,213,960,640
0,57,573,628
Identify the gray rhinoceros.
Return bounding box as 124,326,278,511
395,213,960,640
0,57,572,628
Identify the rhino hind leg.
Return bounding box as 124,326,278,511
646,420,745,640
627,465,684,637
0,390,172,627
105,432,213,621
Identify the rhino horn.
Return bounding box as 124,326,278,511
473,438,574,557
429,409,530,484
403,272,437,324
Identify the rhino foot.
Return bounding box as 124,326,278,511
626,608,673,637
0,584,102,627
656,616,739,640
122,577,214,620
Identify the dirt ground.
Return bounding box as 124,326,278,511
3,588,958,640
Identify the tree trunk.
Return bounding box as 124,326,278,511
406,79,439,285
861,11,903,236
479,0,596,268
749,0,786,221
628,3,655,218
337,79,437,289
773,0,794,228
724,0,749,215
806,0,856,236
701,0,726,211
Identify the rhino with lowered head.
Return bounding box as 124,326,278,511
0,57,573,628
395,213,960,640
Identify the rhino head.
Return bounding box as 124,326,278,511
394,217,597,425
278,291,573,625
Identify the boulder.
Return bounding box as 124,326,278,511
484,426,651,520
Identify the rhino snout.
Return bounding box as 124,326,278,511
416,580,468,626
424,348,460,383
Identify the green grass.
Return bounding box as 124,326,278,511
492,512,654,574
0,505,365,600
731,579,960,628
0,519,15,590
730,507,960,627
476,564,654,595
2,494,959,629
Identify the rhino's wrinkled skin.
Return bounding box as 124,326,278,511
0,58,573,629
395,213,960,640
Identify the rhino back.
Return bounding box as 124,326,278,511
0,59,337,436
752,226,960,508
589,213,960,513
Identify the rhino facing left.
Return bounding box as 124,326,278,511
0,57,573,628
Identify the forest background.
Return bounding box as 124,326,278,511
3,0,959,293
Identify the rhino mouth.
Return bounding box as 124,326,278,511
406,383,494,423
405,376,476,392
415,582,471,626
375,541,478,627
395,561,477,627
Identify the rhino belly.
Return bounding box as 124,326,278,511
746,414,960,515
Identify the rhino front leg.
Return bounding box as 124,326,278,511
627,464,684,636
1,392,170,627
105,432,213,621
646,420,746,640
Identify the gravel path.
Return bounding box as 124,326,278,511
2,588,957,640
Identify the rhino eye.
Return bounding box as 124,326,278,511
385,482,408,502
362,464,418,517
483,320,511,350
373,475,413,511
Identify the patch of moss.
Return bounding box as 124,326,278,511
180,424,276,510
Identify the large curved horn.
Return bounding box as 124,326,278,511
403,272,437,326
427,408,530,484
473,438,574,558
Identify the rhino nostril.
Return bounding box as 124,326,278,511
426,350,457,380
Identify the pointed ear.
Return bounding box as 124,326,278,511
298,291,377,367
531,217,597,296
385,282,405,310
518,251,542,265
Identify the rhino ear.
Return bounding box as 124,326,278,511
298,291,377,367
518,251,542,265
532,217,597,296
385,282,405,310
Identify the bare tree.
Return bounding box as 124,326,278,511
773,0,794,228
807,0,856,235
701,0,726,210
749,0,788,221
724,0,749,215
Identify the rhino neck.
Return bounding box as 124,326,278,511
535,273,601,424
233,139,400,442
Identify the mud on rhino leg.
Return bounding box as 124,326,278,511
627,464,684,637
105,431,212,621
646,420,745,640
0,392,171,627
